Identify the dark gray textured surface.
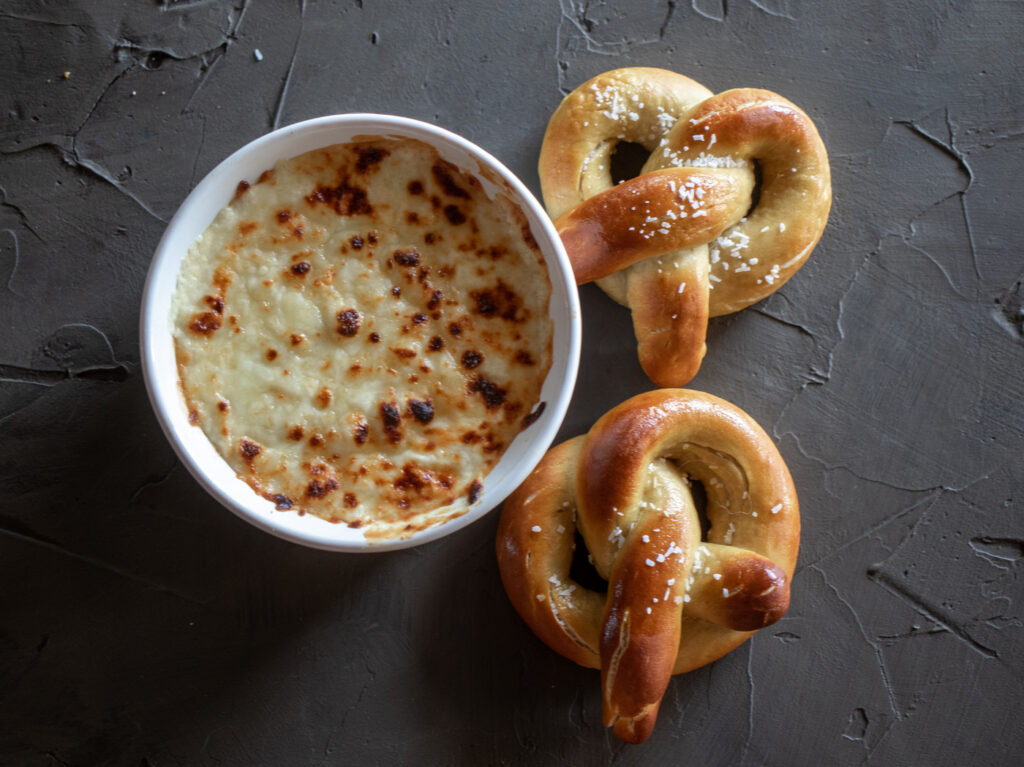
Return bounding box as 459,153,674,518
1,1,1021,764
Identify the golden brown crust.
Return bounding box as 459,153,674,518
496,389,800,743
539,68,831,386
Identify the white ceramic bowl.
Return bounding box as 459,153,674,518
140,114,580,552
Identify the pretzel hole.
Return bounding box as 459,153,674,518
746,159,764,218
690,479,712,540
569,529,609,593
610,141,650,185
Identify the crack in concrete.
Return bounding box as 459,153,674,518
796,487,939,575
968,536,1024,569
895,113,980,284
866,567,998,660
810,563,903,725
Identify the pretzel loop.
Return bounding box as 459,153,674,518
496,389,799,743
539,68,831,386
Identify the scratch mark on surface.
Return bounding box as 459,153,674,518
1,183,45,244
129,463,181,505
183,1,251,111
0,516,208,605
692,0,725,21
969,536,1024,569
0,361,130,386
1,229,22,295
271,4,305,130
741,640,755,763
748,0,794,19
867,568,998,659
188,114,209,189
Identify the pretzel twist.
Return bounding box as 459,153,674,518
539,68,831,386
496,389,799,743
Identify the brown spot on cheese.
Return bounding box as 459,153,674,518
368,332,381,343
306,178,372,216
427,289,443,310
234,180,250,200
447,321,463,338
309,433,325,447
412,312,428,325
348,519,364,528
444,204,466,225
204,295,225,314
353,418,369,445
188,409,199,425
461,350,483,369
393,249,420,267
266,349,278,361
288,426,304,441
350,235,364,250
336,308,361,336
391,286,401,298
471,280,525,322
515,350,536,365
265,493,294,510
257,169,274,184
188,312,221,336
239,221,257,236
432,163,470,199
424,232,436,244
468,479,483,504
390,347,416,359
316,387,332,408
306,477,339,499
277,210,292,223
469,375,507,410
217,400,229,412
344,492,358,508
380,401,402,444
367,231,378,245
355,145,389,174
406,211,420,224
407,398,434,424
290,261,311,276
291,333,305,346
408,180,424,195
240,438,262,464
428,335,444,351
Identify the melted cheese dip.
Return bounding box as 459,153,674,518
172,137,552,537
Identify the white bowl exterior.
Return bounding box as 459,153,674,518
141,114,580,551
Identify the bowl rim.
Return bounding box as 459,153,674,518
139,113,580,552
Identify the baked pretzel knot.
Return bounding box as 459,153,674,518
538,67,831,386
496,389,799,743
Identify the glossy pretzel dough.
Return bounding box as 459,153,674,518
539,67,831,386
496,389,799,743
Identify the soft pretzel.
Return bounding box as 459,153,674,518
496,389,799,743
538,67,831,386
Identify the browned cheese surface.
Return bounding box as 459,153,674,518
171,137,553,536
